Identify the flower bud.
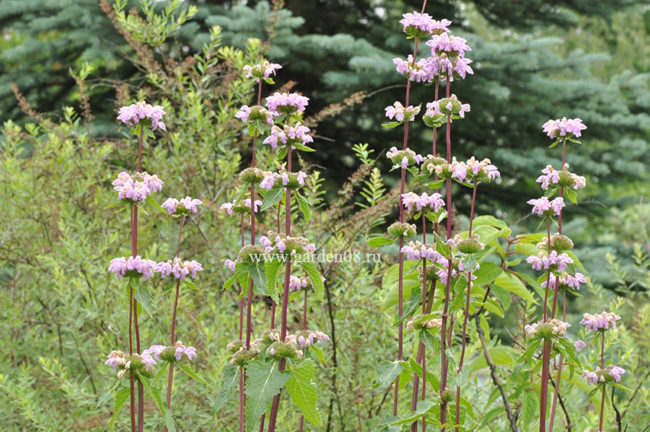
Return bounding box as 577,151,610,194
441,389,455,403
238,245,267,264
227,340,245,353
239,168,266,184
230,348,260,367
387,222,417,240
267,341,297,360
558,171,576,189
456,235,484,254
550,234,573,252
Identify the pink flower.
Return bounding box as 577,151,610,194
263,123,313,149
224,259,236,272
575,340,586,352
426,33,471,58
401,192,445,212
528,196,564,217
542,117,587,139
243,61,282,81
580,312,621,332
399,12,450,36
174,343,197,361
156,257,203,281
105,351,126,371
385,102,420,122
117,100,166,131
266,92,309,114
113,171,163,203
109,256,157,280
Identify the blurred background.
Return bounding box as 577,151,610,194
0,0,648,430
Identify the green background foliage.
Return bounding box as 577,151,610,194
0,0,648,430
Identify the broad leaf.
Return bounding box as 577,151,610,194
299,260,324,300
286,359,322,426
108,385,130,430
373,361,403,391
261,188,284,211
214,364,239,412
245,361,289,431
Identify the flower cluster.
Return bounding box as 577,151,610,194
155,257,203,281
399,12,450,38
536,233,574,252
401,192,445,213
427,33,471,58
259,232,316,255
112,171,163,203
387,221,417,240
422,95,470,127
117,100,166,131
400,241,441,262
393,56,436,83
109,256,157,280
162,196,202,216
528,196,565,217
266,92,309,115
524,319,571,338
406,314,443,330
450,157,500,183
541,272,587,290
542,117,587,140
582,365,626,385
580,312,622,332
235,105,275,125
263,123,313,149
385,102,421,123
536,164,586,190
219,198,262,216
105,350,156,378
436,256,479,284
243,61,282,81
259,170,308,191
144,342,197,362
386,146,423,169
526,251,573,272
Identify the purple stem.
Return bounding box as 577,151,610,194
598,332,606,432
164,216,185,432
440,76,452,427
454,182,478,431
267,144,293,432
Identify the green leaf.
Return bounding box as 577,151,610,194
310,344,326,365
373,361,403,391
145,195,168,215
434,232,450,257
265,260,283,302
132,279,155,319
223,274,237,291
472,262,503,286
245,361,290,432
214,364,239,412
183,279,198,290
177,363,208,386
298,261,324,300
565,188,577,204
382,121,401,129
472,215,508,229
418,330,438,353
261,188,284,211
295,192,311,223
390,400,435,425
493,272,535,305
249,260,267,295
108,386,131,430
427,179,444,190
521,388,538,427
286,359,322,426
293,142,315,152
140,375,176,432
368,236,394,248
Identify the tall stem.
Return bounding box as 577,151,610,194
548,290,567,432
410,215,428,432
394,30,422,417
165,217,185,431
133,127,144,432
455,182,478,430
440,76,452,427
241,78,264,432
540,340,552,432
598,332,606,432
268,144,293,432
